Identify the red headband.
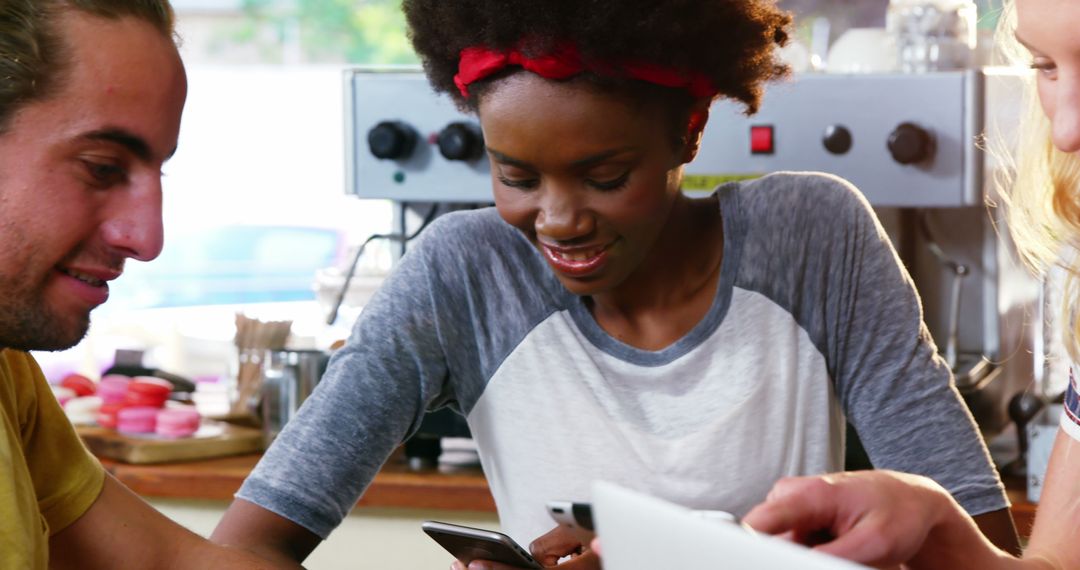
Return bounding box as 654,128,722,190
453,42,719,100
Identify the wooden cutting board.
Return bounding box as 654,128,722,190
78,421,265,465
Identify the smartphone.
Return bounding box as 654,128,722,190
422,520,542,569
545,501,596,545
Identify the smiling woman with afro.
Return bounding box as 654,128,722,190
211,1,1019,565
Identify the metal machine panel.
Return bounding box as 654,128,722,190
346,70,492,202
346,69,987,207
693,72,977,207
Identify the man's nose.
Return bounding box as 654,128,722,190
535,184,593,240
101,177,165,262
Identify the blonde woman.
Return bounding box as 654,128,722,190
742,1,1080,568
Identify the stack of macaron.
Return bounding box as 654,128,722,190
58,373,202,438
95,374,136,429
50,372,96,406
57,373,101,425
112,377,173,435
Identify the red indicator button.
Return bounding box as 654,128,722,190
750,125,774,155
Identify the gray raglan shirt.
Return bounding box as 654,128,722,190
238,172,1007,544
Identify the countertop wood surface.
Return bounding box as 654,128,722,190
98,449,1038,535
98,447,496,512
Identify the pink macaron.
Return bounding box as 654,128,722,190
155,407,201,438
117,406,159,434
98,375,132,405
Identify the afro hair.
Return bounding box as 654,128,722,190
403,0,792,115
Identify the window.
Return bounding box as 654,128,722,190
36,1,414,381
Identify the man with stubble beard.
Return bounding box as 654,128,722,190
0,1,297,567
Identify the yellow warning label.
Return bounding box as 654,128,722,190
681,173,764,193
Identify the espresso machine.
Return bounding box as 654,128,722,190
343,68,1042,467
691,69,1042,439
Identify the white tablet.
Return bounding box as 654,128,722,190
591,481,868,570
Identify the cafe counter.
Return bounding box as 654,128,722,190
98,447,496,512
100,448,1038,532
96,447,498,569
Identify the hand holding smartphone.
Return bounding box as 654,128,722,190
545,501,596,546
422,520,542,569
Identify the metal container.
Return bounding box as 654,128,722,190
261,349,330,443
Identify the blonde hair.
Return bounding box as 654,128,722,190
994,1,1080,361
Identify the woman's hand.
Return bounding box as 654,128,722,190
451,526,600,570
742,470,1012,570
529,525,599,569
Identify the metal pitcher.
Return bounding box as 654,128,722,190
261,349,330,444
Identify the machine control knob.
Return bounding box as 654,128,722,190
437,122,484,161
367,121,417,160
887,122,935,165
822,125,853,155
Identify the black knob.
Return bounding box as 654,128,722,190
367,121,417,160
437,122,484,161
823,125,853,155
1002,392,1046,478
887,122,935,165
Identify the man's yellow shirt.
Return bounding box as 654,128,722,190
1,349,105,568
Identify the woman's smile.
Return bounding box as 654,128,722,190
481,73,692,297
539,239,617,278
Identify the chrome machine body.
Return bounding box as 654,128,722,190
345,67,1040,438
